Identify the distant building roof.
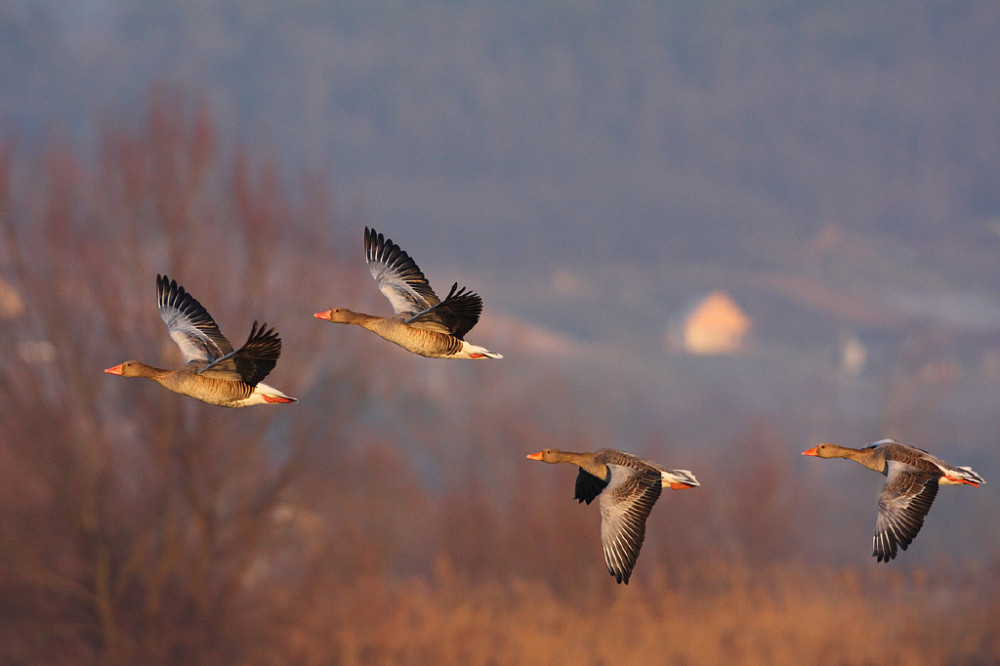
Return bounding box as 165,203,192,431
0,277,25,319
667,290,752,355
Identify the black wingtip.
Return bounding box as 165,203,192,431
156,274,185,310
443,282,480,302
245,320,281,347
365,226,395,265
611,569,629,585
873,536,899,563
365,226,386,250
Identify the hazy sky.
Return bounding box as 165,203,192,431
9,1,999,276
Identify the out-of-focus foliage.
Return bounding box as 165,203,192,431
0,91,365,662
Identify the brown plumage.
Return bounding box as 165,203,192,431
313,227,502,359
526,448,699,584
105,275,297,408
802,439,983,562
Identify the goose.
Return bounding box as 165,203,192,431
802,439,983,562
314,227,502,359
104,274,297,407
526,448,699,584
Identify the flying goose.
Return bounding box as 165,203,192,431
314,227,502,359
105,275,297,407
526,448,699,584
802,439,983,562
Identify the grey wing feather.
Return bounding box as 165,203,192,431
157,275,233,363
365,227,439,317
599,465,662,584
873,466,939,563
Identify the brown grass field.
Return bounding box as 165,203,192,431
258,562,996,666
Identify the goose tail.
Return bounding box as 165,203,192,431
940,464,984,487
661,468,699,490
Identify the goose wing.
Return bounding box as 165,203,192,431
404,283,483,337
599,464,662,584
574,467,609,505
365,227,439,317
873,462,939,562
157,274,233,364
199,321,281,386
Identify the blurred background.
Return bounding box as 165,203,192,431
1,1,998,663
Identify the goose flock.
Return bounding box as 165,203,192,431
105,227,985,584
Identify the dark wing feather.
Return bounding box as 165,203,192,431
404,283,483,337
199,321,281,386
157,274,233,363
574,467,609,505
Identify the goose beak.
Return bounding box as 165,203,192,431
104,364,124,375
801,446,819,456
526,451,543,461
313,310,331,320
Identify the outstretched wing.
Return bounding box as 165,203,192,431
157,274,233,363
599,465,662,584
365,227,439,317
199,321,281,386
404,283,483,338
873,464,939,563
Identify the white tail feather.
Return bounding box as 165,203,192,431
461,341,503,359
253,382,298,404
941,464,985,486
661,468,700,488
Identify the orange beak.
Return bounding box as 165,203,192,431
526,451,543,461
104,364,124,375
801,446,819,456
313,310,331,320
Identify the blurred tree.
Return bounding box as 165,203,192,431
0,89,368,663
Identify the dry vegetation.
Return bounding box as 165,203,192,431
0,96,997,665
278,562,999,666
